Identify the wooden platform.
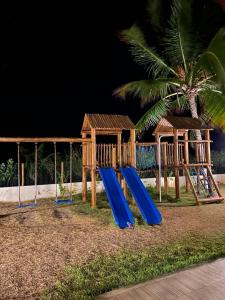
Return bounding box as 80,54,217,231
97,258,225,299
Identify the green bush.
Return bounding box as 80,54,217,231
211,150,225,174
0,159,17,187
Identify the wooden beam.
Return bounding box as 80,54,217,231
0,137,91,143
117,133,122,183
130,129,136,167
82,133,88,202
183,132,190,192
91,129,96,208
21,163,25,186
162,143,168,194
155,133,160,192
205,130,212,166
206,166,223,198
183,165,200,205
173,129,180,199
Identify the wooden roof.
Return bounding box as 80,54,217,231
81,114,135,133
153,116,211,135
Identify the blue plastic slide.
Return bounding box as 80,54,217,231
99,168,135,229
120,167,162,225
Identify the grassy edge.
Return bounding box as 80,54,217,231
41,232,225,300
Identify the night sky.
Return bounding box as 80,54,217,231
1,0,225,148
0,0,147,137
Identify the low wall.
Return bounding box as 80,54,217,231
0,174,224,203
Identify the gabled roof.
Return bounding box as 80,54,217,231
153,116,211,135
81,113,135,133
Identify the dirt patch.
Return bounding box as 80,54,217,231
0,190,225,299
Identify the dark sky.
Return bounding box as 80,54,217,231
0,0,146,137
1,0,225,149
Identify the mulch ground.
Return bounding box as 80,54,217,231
1,190,225,299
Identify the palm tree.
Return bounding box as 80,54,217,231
114,0,225,139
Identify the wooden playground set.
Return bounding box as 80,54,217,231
0,113,223,228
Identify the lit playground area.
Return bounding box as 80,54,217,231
1,114,225,299
0,114,223,228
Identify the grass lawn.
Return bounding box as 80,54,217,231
72,185,196,226
43,233,225,300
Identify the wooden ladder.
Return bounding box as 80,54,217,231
183,164,224,205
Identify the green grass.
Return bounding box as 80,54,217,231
71,187,196,226
42,233,225,300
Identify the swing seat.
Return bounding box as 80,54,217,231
17,203,37,208
54,199,74,205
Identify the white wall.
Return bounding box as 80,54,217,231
0,174,224,203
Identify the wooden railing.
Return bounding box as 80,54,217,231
96,141,210,168
96,144,117,167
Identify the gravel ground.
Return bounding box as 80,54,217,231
0,190,225,299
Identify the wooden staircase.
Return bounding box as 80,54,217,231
183,164,224,205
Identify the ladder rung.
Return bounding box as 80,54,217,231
198,197,224,203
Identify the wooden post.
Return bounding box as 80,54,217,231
60,161,64,184
155,133,160,192
130,129,136,204
91,128,96,208
174,129,180,199
82,133,87,203
21,163,25,186
162,143,168,194
122,143,128,199
112,146,116,169
130,129,136,167
205,130,211,166
183,131,190,192
117,133,122,183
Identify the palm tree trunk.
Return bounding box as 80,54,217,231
188,95,202,141
188,94,204,194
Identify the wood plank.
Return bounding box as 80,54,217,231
0,137,91,143
198,197,223,203
206,166,223,197
174,129,180,199
97,258,225,300
183,165,200,205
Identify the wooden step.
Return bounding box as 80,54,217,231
198,197,224,204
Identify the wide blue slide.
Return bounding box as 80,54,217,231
99,168,135,229
120,167,162,225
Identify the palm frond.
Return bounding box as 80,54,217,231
113,78,180,107
207,27,225,69
199,90,225,128
196,51,225,91
136,98,172,133
121,24,178,78
146,0,164,32
163,0,197,72
170,95,189,113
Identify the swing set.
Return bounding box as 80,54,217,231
0,137,89,207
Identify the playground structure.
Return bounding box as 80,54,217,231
81,114,223,207
81,114,161,228
0,113,223,227
153,116,223,204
